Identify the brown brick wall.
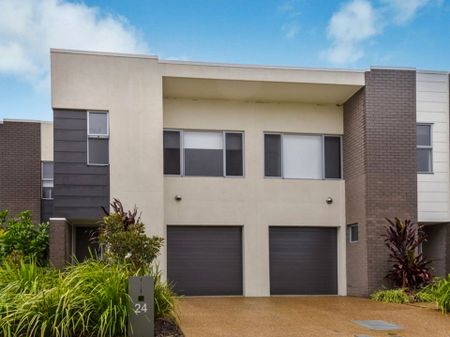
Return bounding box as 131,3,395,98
344,69,417,296
343,87,369,296
49,218,72,268
0,121,41,223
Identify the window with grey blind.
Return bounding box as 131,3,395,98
163,130,244,177
184,131,224,176
264,134,282,177
163,131,181,175
264,133,342,179
225,133,243,176
417,124,432,173
87,111,109,165
324,136,342,179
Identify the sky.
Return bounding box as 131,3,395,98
0,0,449,121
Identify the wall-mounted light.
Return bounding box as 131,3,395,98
174,195,182,201
326,197,333,205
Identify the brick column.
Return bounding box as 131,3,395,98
49,218,72,268
344,68,417,296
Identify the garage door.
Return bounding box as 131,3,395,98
167,226,243,296
269,227,337,295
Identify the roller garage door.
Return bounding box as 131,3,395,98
167,226,243,296
269,227,337,295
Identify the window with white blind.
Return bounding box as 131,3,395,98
163,130,244,177
264,133,342,179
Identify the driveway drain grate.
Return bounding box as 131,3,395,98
352,320,403,331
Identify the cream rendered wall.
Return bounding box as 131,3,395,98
417,72,450,222
40,122,53,161
163,98,347,296
51,51,166,270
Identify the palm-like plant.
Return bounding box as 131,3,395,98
384,217,432,289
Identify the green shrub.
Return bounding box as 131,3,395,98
416,275,450,313
0,258,177,337
370,288,410,304
0,210,49,265
99,199,164,274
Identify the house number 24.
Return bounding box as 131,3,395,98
134,303,148,314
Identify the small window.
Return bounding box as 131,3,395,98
88,112,108,136
88,111,109,165
417,124,432,173
42,161,54,199
164,131,181,175
225,133,243,176
264,134,282,177
348,224,358,243
324,136,342,179
88,138,109,165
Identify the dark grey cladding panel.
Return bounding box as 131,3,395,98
54,129,87,141
53,109,109,221
54,141,86,152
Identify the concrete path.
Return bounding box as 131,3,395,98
178,297,450,337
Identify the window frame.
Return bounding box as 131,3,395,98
163,129,245,178
417,123,433,174
263,132,343,180
41,161,54,200
87,111,110,166
348,223,359,243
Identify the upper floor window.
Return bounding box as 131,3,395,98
163,130,243,177
417,124,432,173
42,161,54,199
264,133,342,179
87,111,109,165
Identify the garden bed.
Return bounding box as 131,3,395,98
156,318,184,337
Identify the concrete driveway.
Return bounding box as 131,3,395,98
178,297,450,337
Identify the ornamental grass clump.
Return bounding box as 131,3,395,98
0,259,130,337
415,275,450,313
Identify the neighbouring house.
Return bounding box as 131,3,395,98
1,49,449,297
0,119,53,223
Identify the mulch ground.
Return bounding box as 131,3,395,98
155,318,184,337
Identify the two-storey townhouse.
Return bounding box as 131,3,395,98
2,49,449,297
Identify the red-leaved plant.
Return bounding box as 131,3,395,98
384,217,432,289
102,198,141,231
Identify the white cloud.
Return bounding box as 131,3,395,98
323,0,438,64
0,0,148,88
381,0,429,24
324,0,379,64
282,22,300,39
278,1,301,39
